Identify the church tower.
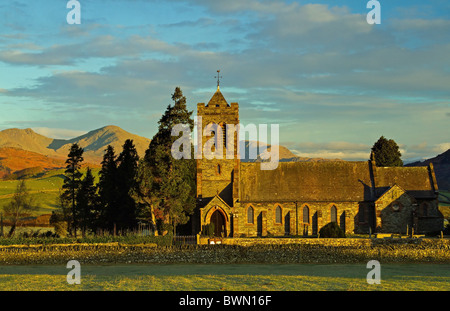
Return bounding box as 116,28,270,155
195,82,239,237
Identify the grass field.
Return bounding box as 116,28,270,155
0,263,448,291
0,168,100,216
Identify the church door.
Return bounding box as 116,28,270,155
210,210,226,237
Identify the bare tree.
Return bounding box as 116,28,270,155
4,180,38,237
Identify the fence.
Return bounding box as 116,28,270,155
173,235,197,245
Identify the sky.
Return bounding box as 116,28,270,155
0,0,449,161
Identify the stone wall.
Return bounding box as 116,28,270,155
2,239,449,265
219,237,374,247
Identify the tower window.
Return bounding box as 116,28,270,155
217,164,221,174
219,122,227,149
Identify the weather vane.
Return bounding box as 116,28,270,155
215,70,222,88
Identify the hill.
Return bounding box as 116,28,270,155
0,125,151,165
0,128,55,156
0,148,66,179
46,125,151,163
407,149,450,191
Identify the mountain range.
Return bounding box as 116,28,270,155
0,125,151,164
0,125,448,190
0,126,337,170
0,126,151,178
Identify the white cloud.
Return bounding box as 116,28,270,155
285,141,371,160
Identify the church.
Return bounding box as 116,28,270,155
192,86,443,237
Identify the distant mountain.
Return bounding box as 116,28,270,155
46,125,151,163
407,149,450,190
0,128,55,156
241,141,342,162
0,125,151,165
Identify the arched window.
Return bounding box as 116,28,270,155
331,205,337,223
205,123,216,152
275,205,282,224
303,205,310,223
217,164,221,175
220,122,227,148
247,206,254,224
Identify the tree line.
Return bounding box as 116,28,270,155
54,87,196,237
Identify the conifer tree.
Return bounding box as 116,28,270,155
371,136,403,167
116,139,140,232
144,87,196,235
76,167,98,236
61,143,84,237
98,145,119,232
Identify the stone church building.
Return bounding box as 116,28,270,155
193,87,443,237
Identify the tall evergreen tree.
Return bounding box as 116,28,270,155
371,136,403,167
116,139,140,232
98,145,119,233
61,143,84,237
76,167,98,236
144,87,196,235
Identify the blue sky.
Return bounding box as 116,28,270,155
0,0,449,161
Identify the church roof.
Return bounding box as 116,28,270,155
374,166,437,199
239,161,374,203
238,161,437,203
207,87,229,107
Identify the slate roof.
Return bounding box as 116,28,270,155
374,166,437,199
238,161,437,203
239,161,374,202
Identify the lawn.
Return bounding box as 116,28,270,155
0,263,448,291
